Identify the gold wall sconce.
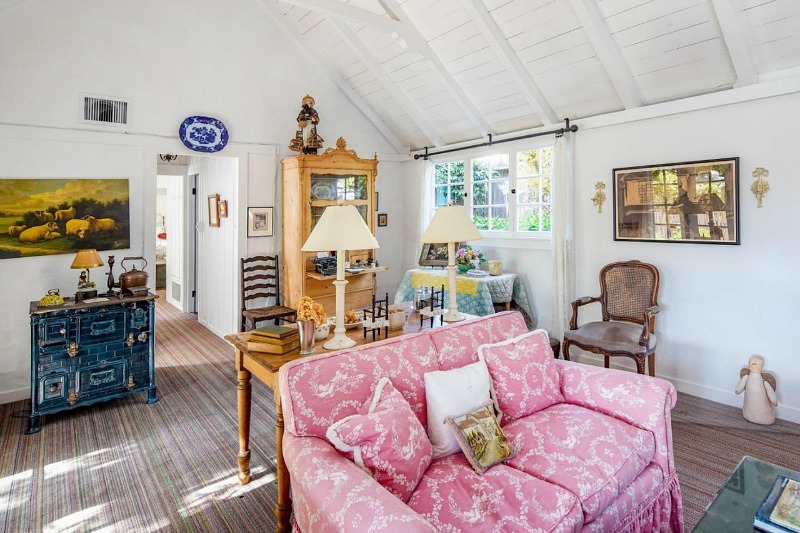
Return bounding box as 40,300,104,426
592,182,606,213
751,167,770,208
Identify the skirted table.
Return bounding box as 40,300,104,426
394,268,533,327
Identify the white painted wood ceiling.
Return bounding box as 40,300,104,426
264,0,800,152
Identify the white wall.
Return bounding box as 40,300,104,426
0,0,406,403
405,92,800,423
572,92,800,423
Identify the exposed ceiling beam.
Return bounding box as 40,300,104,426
331,18,444,147
567,0,642,109
253,0,406,153
376,0,494,138
278,0,402,33
464,0,558,126
709,0,758,87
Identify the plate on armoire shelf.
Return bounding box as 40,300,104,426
311,181,336,200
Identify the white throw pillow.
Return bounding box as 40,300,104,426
424,360,492,459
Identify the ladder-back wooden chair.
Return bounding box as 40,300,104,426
562,260,660,376
240,255,297,332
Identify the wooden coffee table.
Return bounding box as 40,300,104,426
692,456,799,532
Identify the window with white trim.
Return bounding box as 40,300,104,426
431,144,553,238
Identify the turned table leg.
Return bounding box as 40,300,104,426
236,366,252,485
275,401,291,532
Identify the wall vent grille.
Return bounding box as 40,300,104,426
82,95,129,125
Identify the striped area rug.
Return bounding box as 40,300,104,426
0,298,279,532
1,297,799,531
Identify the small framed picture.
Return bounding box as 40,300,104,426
248,207,273,237
208,194,220,227
377,213,388,227
419,242,460,267
219,199,228,218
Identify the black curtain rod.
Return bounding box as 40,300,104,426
413,118,578,160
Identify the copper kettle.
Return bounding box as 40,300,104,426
119,257,149,292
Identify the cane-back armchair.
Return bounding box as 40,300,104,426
563,260,661,376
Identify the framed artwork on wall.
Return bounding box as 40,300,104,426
0,178,131,260
208,194,220,227
248,207,273,237
419,242,461,267
613,157,739,245
377,213,388,227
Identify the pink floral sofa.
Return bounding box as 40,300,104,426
279,311,683,532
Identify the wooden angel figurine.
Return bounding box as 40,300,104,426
735,356,777,425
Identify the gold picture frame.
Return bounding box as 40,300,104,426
208,194,220,227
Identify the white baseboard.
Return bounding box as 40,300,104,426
0,387,29,405
572,353,800,425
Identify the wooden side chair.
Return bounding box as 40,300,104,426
240,255,297,332
562,260,660,376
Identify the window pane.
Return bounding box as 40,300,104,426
472,182,488,206
541,177,551,204
473,208,489,229
490,207,509,231
450,161,465,184
451,185,465,205
541,205,551,231
435,186,449,207
517,206,538,231
517,178,539,204
473,159,489,181
490,180,509,205
541,147,553,174
434,164,448,185
517,150,538,176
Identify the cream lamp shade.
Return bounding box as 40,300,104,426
421,205,483,243
301,205,379,350
421,205,482,322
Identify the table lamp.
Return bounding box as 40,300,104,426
70,249,104,289
301,205,379,350
421,205,482,322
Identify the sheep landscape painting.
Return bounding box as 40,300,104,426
0,178,130,259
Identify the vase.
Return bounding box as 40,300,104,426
297,320,316,355
458,264,474,273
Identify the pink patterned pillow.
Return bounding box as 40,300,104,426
326,377,433,502
478,329,563,422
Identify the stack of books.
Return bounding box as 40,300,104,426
246,324,299,354
755,476,800,533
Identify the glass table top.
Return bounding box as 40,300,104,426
692,456,799,532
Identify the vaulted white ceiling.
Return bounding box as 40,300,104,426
260,0,800,152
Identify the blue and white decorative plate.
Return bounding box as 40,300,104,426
179,116,229,153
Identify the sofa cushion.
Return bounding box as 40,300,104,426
327,377,432,502
408,453,584,532
280,332,440,438
478,329,563,422
446,404,520,474
503,403,656,523
424,360,492,459
429,311,528,370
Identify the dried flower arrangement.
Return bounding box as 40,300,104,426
296,296,327,325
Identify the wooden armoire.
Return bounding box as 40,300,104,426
281,137,382,315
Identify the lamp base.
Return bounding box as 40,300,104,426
323,333,357,351
443,309,466,323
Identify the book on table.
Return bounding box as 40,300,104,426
755,476,800,533
250,324,298,340
248,333,299,346
246,338,300,354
